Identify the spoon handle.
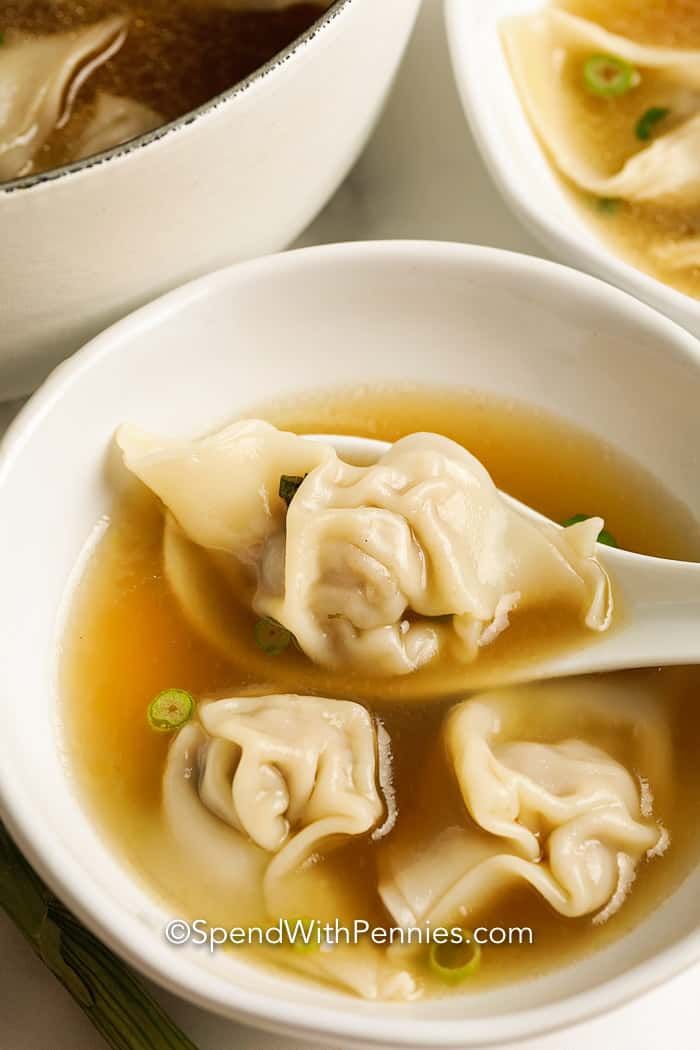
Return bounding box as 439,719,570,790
603,550,700,667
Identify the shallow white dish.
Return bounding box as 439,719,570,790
1,240,700,1048
444,0,700,338
0,0,420,400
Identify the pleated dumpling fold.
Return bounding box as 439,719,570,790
379,680,668,929
117,419,612,677
163,693,383,899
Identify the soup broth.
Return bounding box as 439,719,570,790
0,0,326,179
63,388,700,998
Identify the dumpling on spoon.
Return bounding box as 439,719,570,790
117,419,612,678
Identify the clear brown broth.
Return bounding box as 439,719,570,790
63,387,700,996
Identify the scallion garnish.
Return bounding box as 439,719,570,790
287,916,321,954
254,617,292,655
279,474,306,507
428,930,481,983
635,106,670,141
597,196,620,214
562,513,618,548
583,54,636,97
147,688,194,731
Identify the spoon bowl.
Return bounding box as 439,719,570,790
307,432,700,680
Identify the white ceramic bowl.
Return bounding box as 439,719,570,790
0,0,420,400
1,241,700,1048
444,0,700,339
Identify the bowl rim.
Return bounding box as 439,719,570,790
2,240,700,1047
0,0,352,197
443,0,700,327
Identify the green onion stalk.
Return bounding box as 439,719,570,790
0,821,199,1050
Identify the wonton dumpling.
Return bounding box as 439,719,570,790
277,930,417,1002
165,694,383,904
204,0,329,7
503,10,700,204
651,236,700,270
379,683,667,929
166,698,415,1000
118,421,612,677
75,92,163,161
163,722,268,899
259,431,611,673
118,420,331,558
0,18,129,180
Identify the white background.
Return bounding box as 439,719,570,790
2,0,698,1045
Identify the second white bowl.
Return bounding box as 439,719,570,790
445,0,700,338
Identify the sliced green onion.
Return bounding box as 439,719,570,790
597,196,621,214
635,106,670,141
428,931,481,983
583,54,636,97
279,474,306,507
147,688,194,732
562,513,618,548
287,916,320,954
254,617,292,655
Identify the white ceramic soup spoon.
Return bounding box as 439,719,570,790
307,433,700,680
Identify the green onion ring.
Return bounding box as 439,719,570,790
583,54,636,97
428,930,481,983
147,689,195,732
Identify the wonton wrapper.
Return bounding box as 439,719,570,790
502,10,700,204
118,421,612,678
379,679,668,930
271,925,417,1002
205,0,330,7
163,722,268,913
164,693,415,1000
75,92,163,161
164,694,383,904
197,694,383,893
0,18,128,180
651,236,700,270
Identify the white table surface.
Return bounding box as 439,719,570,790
2,1,698,1046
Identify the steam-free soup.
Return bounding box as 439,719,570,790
0,1,327,181
62,388,700,1000
503,0,700,299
